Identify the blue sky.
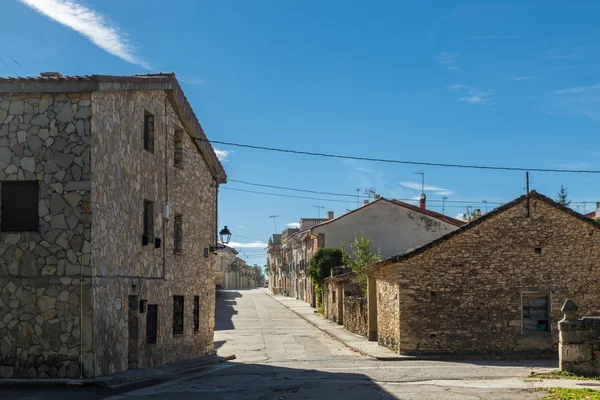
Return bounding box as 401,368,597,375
4,0,600,264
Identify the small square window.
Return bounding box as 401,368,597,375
143,112,154,153
1,181,39,232
173,296,184,335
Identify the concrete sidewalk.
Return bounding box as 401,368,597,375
268,293,405,360
0,354,235,388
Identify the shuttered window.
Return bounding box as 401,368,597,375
173,296,184,335
193,296,200,332
143,112,154,152
146,304,158,345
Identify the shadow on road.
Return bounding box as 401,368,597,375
215,290,242,332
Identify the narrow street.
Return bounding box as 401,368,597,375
2,288,558,399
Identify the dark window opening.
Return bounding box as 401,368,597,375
534,247,542,254
174,129,184,168
332,290,336,304
173,296,184,335
143,112,154,152
143,199,154,245
146,304,158,345
174,214,183,254
193,296,200,332
1,181,39,232
523,294,549,333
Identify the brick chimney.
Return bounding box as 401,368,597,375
327,211,334,220
419,193,426,210
363,199,369,206
374,194,381,200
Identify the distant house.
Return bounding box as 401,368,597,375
366,191,600,355
311,197,464,259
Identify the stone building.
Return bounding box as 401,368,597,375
0,73,226,378
366,191,600,355
214,246,238,289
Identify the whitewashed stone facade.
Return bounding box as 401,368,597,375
0,73,226,378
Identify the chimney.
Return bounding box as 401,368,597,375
40,72,63,78
363,199,369,206
419,193,426,210
327,211,334,220
595,202,600,218
374,194,381,200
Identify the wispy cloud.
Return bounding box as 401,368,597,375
438,52,459,71
286,222,300,228
399,182,454,196
502,74,544,82
237,225,246,229
449,84,496,105
19,0,150,69
555,84,600,95
352,167,373,174
472,35,522,40
178,75,205,85
214,148,232,162
228,241,267,249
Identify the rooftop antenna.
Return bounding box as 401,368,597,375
364,188,376,201
356,188,360,208
442,196,448,215
413,171,425,194
311,205,324,218
482,200,488,213
269,215,279,234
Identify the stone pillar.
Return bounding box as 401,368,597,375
367,276,377,341
337,283,344,325
558,299,593,376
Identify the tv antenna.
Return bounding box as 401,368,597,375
413,171,425,194
364,188,376,201
269,215,279,233
311,205,325,218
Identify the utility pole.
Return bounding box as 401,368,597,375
442,196,448,215
269,215,279,234
356,188,360,208
482,200,488,213
311,205,324,218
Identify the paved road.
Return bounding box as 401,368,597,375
2,288,557,399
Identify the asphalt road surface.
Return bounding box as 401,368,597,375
1,288,556,399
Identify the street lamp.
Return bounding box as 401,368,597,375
209,225,232,253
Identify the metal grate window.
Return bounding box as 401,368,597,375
173,296,184,335
1,181,39,232
146,304,158,345
174,129,184,168
143,112,154,152
193,296,200,332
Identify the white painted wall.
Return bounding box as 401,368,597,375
312,200,460,259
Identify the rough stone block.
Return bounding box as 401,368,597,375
561,344,592,363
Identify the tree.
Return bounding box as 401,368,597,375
556,184,571,206
341,232,381,295
306,248,343,306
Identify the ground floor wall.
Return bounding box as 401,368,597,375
376,280,399,351
0,276,93,378
344,296,368,338
91,274,215,377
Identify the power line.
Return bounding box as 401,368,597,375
0,47,30,75
232,233,267,242
0,55,19,77
229,179,370,198
198,138,600,173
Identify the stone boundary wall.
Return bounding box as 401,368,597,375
559,299,600,377
343,296,367,338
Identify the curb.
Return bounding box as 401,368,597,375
267,293,559,363
0,355,236,388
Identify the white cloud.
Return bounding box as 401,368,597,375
555,84,600,95
286,222,300,228
237,225,246,229
228,241,267,249
399,181,454,197
214,148,231,162
438,52,459,71
178,75,205,85
455,213,466,221
19,0,150,69
449,84,496,105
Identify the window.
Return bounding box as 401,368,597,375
332,289,336,304
174,214,183,254
174,129,184,168
143,112,154,152
143,199,154,245
522,294,549,334
1,181,39,232
146,304,158,345
173,296,184,335
193,296,200,332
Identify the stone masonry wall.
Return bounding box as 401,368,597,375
373,198,600,355
90,90,216,377
376,279,399,350
343,296,368,338
558,300,600,377
0,92,93,378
